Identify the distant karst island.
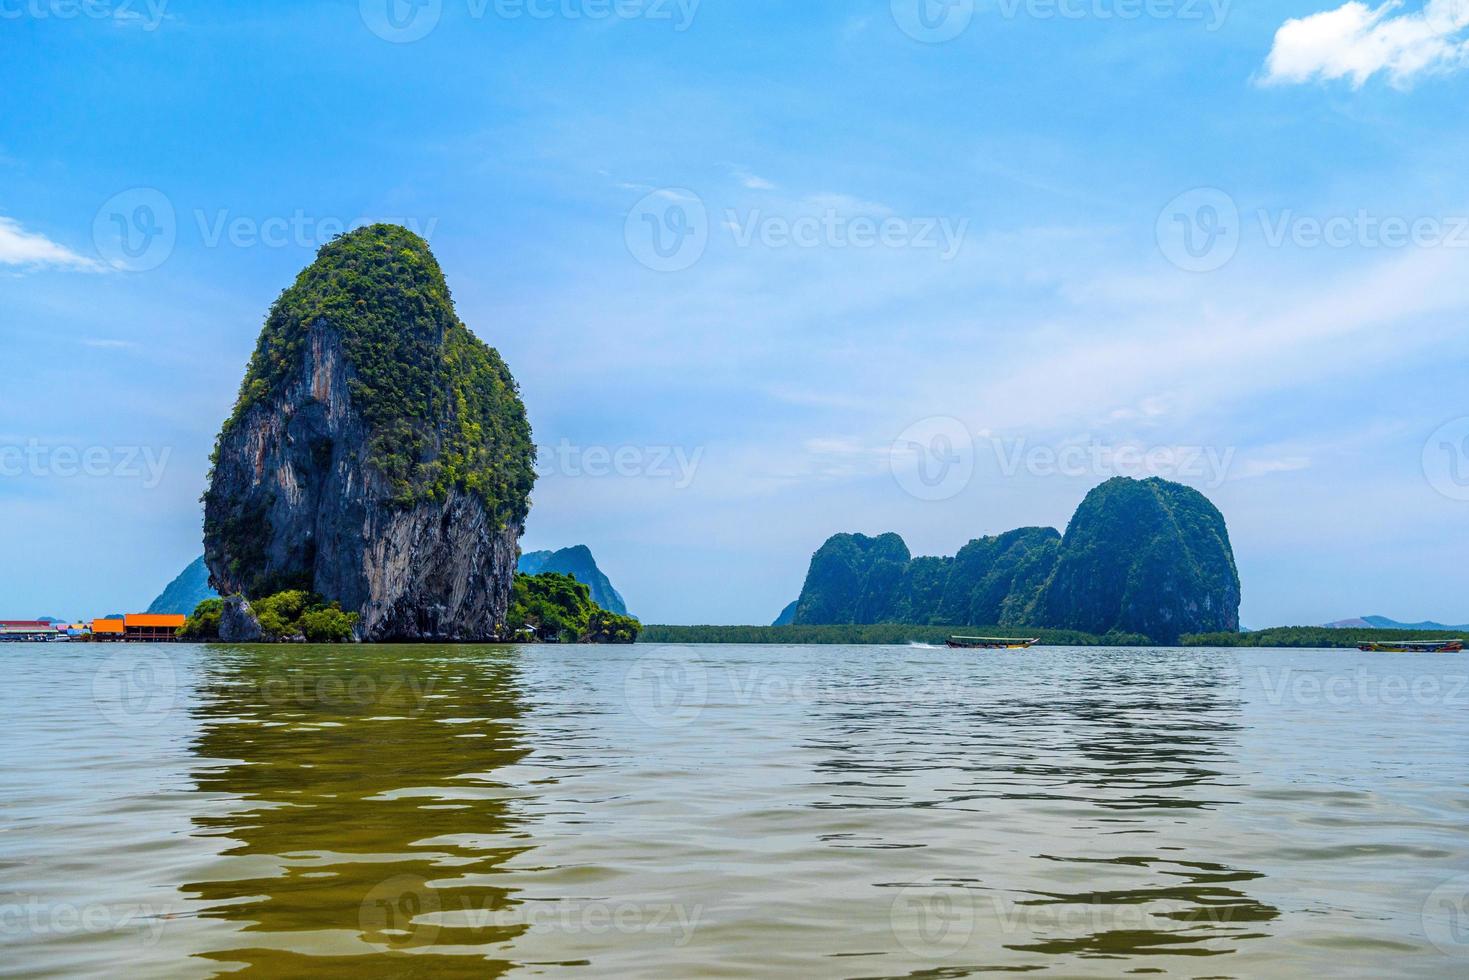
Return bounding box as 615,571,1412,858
772,477,1240,645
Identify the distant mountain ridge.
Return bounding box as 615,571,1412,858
518,546,629,617
1326,615,1469,631
148,556,221,615
782,477,1240,644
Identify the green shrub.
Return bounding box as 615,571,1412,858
506,572,640,644
248,590,359,643
179,598,224,640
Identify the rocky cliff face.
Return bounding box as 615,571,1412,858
786,478,1240,643
203,225,535,641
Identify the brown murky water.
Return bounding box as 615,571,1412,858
2,643,1467,977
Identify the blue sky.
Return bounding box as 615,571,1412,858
3,0,1469,626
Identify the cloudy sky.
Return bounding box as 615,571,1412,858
4,0,1469,626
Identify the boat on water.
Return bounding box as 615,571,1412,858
1357,639,1464,653
947,636,1039,650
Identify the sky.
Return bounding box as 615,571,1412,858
3,0,1469,627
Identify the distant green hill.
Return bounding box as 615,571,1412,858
782,478,1240,645
1326,615,1469,631
517,546,629,616
148,556,220,615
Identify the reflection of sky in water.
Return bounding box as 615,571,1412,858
0,644,1466,977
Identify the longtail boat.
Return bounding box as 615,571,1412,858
947,636,1039,650
1357,639,1464,653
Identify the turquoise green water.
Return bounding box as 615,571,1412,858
1,643,1467,977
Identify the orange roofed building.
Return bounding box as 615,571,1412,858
91,619,125,640
124,614,186,642
91,615,185,642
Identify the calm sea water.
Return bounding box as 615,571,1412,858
1,642,1467,978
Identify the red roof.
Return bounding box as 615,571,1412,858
0,621,52,629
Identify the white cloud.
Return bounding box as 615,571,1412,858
1261,0,1469,88
0,217,101,271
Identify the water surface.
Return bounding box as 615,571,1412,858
2,643,1467,977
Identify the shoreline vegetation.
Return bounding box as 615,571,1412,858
638,624,1469,648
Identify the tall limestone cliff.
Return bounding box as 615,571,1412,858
787,477,1240,644
203,225,535,641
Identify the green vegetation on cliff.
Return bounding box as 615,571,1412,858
518,546,630,616
509,573,640,644
213,224,535,517
182,593,358,642
179,598,224,640
1042,477,1240,644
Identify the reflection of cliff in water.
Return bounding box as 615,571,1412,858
181,645,533,976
